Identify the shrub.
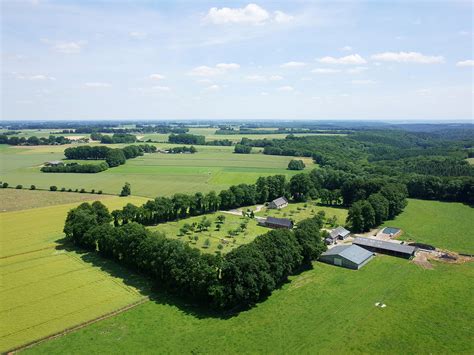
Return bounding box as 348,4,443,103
120,182,131,197
50,186,58,191
68,188,73,192
30,185,36,190
16,184,23,189
75,189,79,192
288,159,306,171
91,189,95,194
98,190,103,194
80,188,86,193
2,182,7,188
61,187,66,192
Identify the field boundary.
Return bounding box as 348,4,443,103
5,297,149,354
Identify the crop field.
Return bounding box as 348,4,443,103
0,189,109,212
0,143,315,198
26,255,474,354
384,199,474,254
0,195,150,352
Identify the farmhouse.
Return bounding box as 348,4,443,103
260,216,293,229
319,244,374,270
268,197,289,209
353,237,416,259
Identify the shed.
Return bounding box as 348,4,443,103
261,216,293,229
45,160,63,166
319,245,374,270
353,237,416,259
268,197,289,209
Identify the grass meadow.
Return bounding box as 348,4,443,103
385,199,474,254
0,143,315,198
0,194,150,352
26,256,474,354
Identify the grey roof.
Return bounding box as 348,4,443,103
353,237,416,255
47,160,63,165
266,216,293,228
271,197,288,206
322,245,373,265
330,226,351,238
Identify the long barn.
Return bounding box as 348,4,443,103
353,237,416,259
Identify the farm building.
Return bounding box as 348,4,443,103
353,237,416,259
44,160,63,166
319,245,374,270
268,197,289,209
260,216,293,229
378,227,402,239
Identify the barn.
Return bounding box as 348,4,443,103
319,245,374,270
268,197,289,209
353,237,416,259
260,216,293,229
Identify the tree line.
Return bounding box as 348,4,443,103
63,201,326,310
168,133,232,146
41,162,109,173
168,146,197,154
90,133,137,144
0,134,71,146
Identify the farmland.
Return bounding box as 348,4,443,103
384,198,474,254
0,141,315,198
26,256,474,354
0,194,150,352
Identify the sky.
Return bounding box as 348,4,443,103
1,0,473,121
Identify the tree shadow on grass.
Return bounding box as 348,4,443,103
54,237,239,321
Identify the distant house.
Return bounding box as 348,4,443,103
268,197,289,209
353,237,416,259
260,216,293,229
45,160,63,166
319,244,374,270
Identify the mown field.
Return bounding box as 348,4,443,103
384,199,474,254
0,194,150,352
26,255,474,354
0,143,315,198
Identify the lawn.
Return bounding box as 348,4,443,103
0,144,315,198
26,256,474,354
0,188,110,212
0,195,150,352
383,199,474,254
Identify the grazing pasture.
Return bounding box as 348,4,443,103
26,256,474,354
384,199,474,254
0,195,149,352
0,144,315,198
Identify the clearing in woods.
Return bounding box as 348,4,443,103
0,195,150,352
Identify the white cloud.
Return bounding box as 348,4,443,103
152,86,171,91
205,4,269,25
340,46,352,51
277,86,294,92
16,74,55,81
351,79,376,85
346,66,368,74
318,54,367,65
205,84,221,91
456,60,474,67
269,75,283,80
84,82,111,88
41,39,87,54
280,61,306,68
371,51,444,64
149,74,165,80
205,4,293,25
260,92,269,96
311,68,341,74
129,31,147,39
190,63,240,76
245,74,283,82
274,10,294,23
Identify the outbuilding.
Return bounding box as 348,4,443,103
268,197,289,209
353,237,416,259
45,160,63,166
319,244,374,270
260,216,293,229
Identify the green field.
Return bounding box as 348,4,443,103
0,195,150,352
26,256,474,354
0,143,315,198
384,199,474,254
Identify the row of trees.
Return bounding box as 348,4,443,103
0,134,71,146
41,162,109,173
168,146,197,154
169,133,206,145
90,133,137,144
63,202,326,309
234,144,252,154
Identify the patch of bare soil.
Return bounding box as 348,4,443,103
412,251,434,269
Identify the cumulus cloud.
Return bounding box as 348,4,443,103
149,74,165,80
84,82,111,88
190,63,240,76
370,51,444,64
311,68,341,74
205,4,293,25
41,39,87,54
277,86,294,92
456,60,474,67
280,61,306,68
16,74,55,81
318,54,367,65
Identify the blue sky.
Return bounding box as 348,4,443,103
1,0,473,121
